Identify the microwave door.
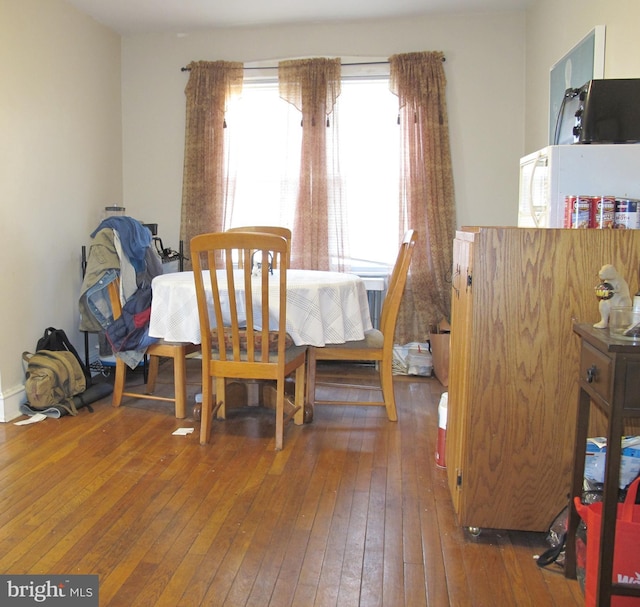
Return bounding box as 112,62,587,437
520,152,549,227
529,154,549,227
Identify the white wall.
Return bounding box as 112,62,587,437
525,0,640,152
0,0,122,419
2,0,637,421
120,12,527,248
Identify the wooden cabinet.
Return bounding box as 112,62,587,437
446,227,640,532
565,324,640,606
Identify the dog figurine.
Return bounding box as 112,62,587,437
593,264,631,329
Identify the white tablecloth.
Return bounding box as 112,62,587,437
148,269,373,347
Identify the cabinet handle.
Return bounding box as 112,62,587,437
586,365,597,383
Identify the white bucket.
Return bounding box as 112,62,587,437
435,392,448,468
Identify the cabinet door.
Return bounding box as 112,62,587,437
446,233,474,514
447,227,640,532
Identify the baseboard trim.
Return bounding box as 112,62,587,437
0,383,26,422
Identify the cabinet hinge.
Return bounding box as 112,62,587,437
466,274,472,288
456,470,463,488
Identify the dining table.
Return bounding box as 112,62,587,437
148,268,373,346
148,269,374,423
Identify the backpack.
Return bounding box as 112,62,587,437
22,350,87,416
36,327,92,386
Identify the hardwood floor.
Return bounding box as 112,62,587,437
0,360,583,606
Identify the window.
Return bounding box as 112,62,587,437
225,73,400,269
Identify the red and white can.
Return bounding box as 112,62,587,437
564,196,577,228
435,392,448,468
570,196,593,228
592,196,616,229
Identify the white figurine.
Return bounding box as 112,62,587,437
593,264,632,329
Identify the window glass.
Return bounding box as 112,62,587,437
225,77,399,269
339,78,400,268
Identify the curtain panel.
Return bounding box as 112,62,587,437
390,51,456,342
278,58,347,271
180,61,244,268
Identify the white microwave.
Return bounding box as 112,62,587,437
518,144,640,228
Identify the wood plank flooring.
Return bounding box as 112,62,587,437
0,360,583,606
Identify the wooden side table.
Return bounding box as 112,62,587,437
566,323,640,606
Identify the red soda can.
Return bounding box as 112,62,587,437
592,196,615,229
564,195,576,228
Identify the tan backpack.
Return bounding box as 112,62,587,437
22,350,87,415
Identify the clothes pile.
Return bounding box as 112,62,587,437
79,216,162,369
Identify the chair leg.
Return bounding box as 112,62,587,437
146,355,160,393
112,358,127,407
216,377,227,420
306,347,317,408
275,379,285,451
380,359,398,421
294,364,305,426
172,348,187,419
199,376,214,445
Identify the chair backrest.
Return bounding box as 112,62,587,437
106,278,123,319
379,230,417,343
190,231,290,371
226,226,292,240
226,226,292,269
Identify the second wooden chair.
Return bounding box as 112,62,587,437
107,278,199,418
226,226,291,269
191,231,306,450
305,230,417,421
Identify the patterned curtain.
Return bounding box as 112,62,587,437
390,51,456,342
180,60,244,268
278,58,346,271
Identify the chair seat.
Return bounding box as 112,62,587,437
209,343,307,363
210,328,294,352
150,339,197,353
326,329,384,349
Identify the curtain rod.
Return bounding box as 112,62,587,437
180,57,445,72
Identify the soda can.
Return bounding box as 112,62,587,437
570,196,593,228
592,196,615,229
564,195,577,228
614,198,640,229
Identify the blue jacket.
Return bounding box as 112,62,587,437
91,216,152,273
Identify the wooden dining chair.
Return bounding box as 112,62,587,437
190,231,307,449
225,226,292,269
306,229,417,421
107,278,199,418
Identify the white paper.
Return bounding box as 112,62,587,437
14,413,47,425
172,427,194,436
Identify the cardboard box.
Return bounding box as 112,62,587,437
429,330,450,387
